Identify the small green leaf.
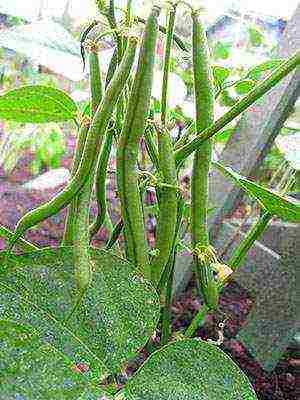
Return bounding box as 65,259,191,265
246,59,283,81
212,41,231,60
234,80,256,95
0,247,160,388
0,320,104,399
248,26,264,47
218,90,237,107
212,161,300,222
0,85,78,123
117,339,257,399
215,128,236,143
212,66,231,88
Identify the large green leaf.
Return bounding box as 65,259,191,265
0,247,160,394
116,339,257,399
212,161,300,222
0,85,77,123
0,320,106,400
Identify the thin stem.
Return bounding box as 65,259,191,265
105,219,124,250
161,252,176,346
126,0,133,26
0,225,38,252
228,211,273,270
136,16,188,52
175,51,300,167
184,304,208,338
161,4,177,125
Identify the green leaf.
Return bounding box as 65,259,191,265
0,85,78,123
234,80,256,95
248,26,264,47
218,90,237,107
215,128,235,143
246,59,284,81
0,247,160,388
212,41,231,60
116,339,257,399
212,161,300,222
0,320,105,399
212,66,231,88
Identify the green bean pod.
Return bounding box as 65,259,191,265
116,6,160,279
143,124,159,171
90,51,103,114
73,48,104,291
151,4,178,285
64,49,102,246
191,10,218,310
197,259,219,311
63,122,89,245
151,128,177,285
105,48,118,88
89,128,113,240
8,38,137,251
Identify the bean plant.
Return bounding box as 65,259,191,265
0,1,299,399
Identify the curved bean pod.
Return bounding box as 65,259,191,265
89,128,113,240
8,38,137,251
63,123,89,245
191,10,218,310
116,6,160,279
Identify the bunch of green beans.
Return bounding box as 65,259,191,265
116,6,160,280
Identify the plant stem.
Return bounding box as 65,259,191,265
136,16,188,52
228,211,273,270
161,251,175,346
161,3,177,125
105,219,124,250
126,0,133,25
175,51,300,167
0,225,38,252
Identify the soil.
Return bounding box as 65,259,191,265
0,151,298,400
